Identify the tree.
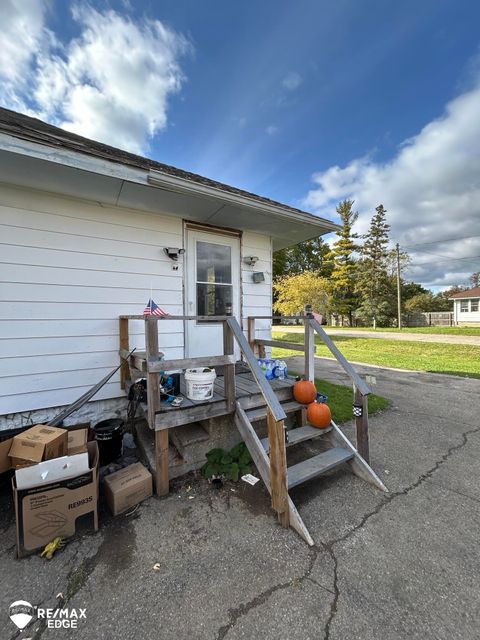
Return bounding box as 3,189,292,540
402,281,429,302
328,199,359,326
273,237,332,280
355,204,391,328
434,285,468,311
469,271,480,288
404,292,437,313
273,272,329,316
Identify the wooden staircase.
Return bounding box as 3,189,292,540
119,311,388,546
235,395,386,546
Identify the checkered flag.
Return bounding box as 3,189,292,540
353,403,363,418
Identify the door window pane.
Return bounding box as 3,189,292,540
197,283,233,318
197,241,231,284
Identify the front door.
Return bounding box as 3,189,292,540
185,228,241,357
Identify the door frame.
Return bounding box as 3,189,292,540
183,222,242,358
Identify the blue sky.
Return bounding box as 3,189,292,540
1,0,480,288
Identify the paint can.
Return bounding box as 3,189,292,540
184,368,217,401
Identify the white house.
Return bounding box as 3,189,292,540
0,108,336,430
450,287,480,326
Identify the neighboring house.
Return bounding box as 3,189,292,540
0,108,337,429
450,287,480,326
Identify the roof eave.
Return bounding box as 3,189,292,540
147,169,339,233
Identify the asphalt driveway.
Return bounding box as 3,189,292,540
1,358,479,640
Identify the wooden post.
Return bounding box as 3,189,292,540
119,317,129,390
267,410,289,527
145,317,169,496
223,320,236,412
354,386,370,463
247,316,256,355
304,316,315,381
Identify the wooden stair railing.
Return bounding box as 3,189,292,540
226,317,290,529
307,316,371,462
247,313,373,463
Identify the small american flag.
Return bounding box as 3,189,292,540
143,299,169,317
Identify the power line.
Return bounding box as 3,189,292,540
406,254,480,267
402,233,480,248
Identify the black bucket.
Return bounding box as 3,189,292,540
93,418,124,466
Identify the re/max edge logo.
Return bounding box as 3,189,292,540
9,600,87,630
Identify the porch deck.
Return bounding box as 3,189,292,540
133,368,295,430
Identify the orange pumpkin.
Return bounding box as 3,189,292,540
293,379,317,405
307,401,332,429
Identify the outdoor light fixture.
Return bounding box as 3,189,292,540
164,247,185,261
244,256,259,266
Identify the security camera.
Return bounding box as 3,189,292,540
164,247,185,261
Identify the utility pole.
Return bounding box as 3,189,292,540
396,242,402,329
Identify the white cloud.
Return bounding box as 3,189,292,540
0,0,46,82
266,124,278,135
0,3,190,154
304,82,480,288
282,71,302,91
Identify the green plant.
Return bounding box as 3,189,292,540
201,442,252,482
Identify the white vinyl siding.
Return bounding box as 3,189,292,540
454,298,480,324
0,183,185,415
0,185,275,419
241,230,272,345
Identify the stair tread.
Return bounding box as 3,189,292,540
169,422,210,449
246,400,304,422
287,447,354,489
260,424,331,452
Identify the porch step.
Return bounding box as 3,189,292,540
169,422,210,460
245,400,304,422
260,424,331,453
287,447,354,489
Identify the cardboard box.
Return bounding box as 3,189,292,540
12,442,99,558
104,462,152,516
9,425,67,468
15,451,90,490
0,438,13,474
67,428,89,456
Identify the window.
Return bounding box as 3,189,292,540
471,299,479,312
196,241,233,320
460,300,469,313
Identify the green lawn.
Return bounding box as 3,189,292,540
299,375,389,424
316,325,480,336
273,331,480,378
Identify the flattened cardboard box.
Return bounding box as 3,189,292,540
0,438,13,474
9,425,67,468
104,462,152,516
67,427,89,456
12,442,99,558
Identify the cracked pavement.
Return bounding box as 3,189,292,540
1,358,479,640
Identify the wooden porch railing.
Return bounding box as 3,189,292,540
247,312,372,462
118,315,289,525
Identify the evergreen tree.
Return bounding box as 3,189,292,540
356,204,391,328
328,199,359,326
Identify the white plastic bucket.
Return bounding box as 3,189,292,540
184,368,217,401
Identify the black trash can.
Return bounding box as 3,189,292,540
93,418,124,466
